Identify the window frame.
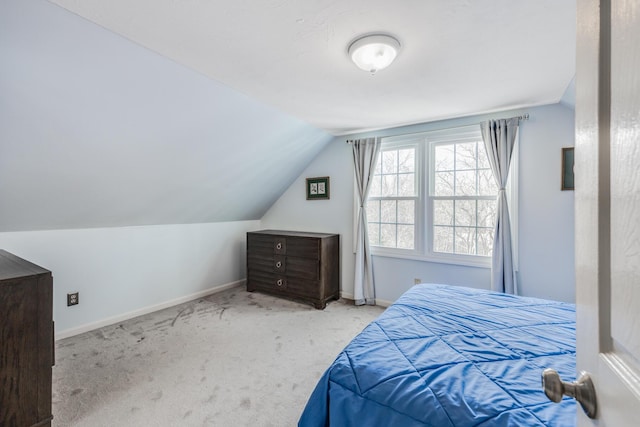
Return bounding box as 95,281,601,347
366,138,422,254
366,125,518,269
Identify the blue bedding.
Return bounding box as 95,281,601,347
299,284,576,426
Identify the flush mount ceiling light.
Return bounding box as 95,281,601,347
348,34,401,74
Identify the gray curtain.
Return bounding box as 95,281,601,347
480,118,519,294
352,137,381,305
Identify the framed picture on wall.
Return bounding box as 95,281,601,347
562,147,575,191
306,176,330,200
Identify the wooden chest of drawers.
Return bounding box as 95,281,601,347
0,250,54,427
246,230,340,309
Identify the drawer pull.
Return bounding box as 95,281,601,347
276,261,282,268
276,279,283,287
276,242,282,250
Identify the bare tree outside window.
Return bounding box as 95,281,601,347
431,140,497,256
368,146,416,250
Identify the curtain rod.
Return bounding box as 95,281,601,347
345,114,529,143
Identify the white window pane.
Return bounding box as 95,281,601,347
454,227,476,255
433,200,453,226
434,226,454,253
382,151,398,174
381,200,397,223
434,171,454,196
455,142,477,170
477,200,496,228
478,169,498,195
380,224,396,247
368,222,380,246
369,175,382,197
397,225,415,249
455,200,477,226
398,148,415,173
397,200,415,224
434,144,455,171
398,173,415,196
455,170,477,196
382,175,397,196
478,145,492,169
477,228,494,256
366,200,380,223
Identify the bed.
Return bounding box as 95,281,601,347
299,283,576,426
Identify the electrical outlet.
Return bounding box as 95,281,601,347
414,278,422,285
67,292,79,306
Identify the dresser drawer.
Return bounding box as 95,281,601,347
286,238,319,259
248,271,287,292
248,233,287,255
248,271,319,299
247,253,287,274
285,256,319,280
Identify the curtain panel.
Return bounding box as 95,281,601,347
351,138,381,305
480,118,519,294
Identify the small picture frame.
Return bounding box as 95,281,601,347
306,176,330,200
562,147,575,191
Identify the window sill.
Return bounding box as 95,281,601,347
371,247,491,269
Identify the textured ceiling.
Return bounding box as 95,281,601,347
48,0,576,135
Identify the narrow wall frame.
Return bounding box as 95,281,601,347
306,176,330,200
562,147,575,191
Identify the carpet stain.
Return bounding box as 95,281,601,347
171,305,194,327
240,398,251,410
70,388,83,396
183,410,192,418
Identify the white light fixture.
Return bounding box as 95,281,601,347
348,34,401,74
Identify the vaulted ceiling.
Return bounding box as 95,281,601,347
0,0,575,232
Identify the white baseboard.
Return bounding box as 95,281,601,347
55,280,245,340
340,291,393,308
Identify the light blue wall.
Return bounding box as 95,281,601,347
263,103,575,303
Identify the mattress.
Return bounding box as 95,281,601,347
299,283,576,426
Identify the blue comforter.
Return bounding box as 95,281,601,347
299,284,576,426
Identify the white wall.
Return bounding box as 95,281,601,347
0,220,259,337
262,103,575,303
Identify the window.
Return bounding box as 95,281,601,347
367,144,417,250
365,125,515,267
429,130,498,257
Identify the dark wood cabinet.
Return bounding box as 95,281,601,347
246,230,340,309
0,250,53,427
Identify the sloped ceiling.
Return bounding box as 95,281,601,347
1,0,576,232
48,0,576,135
0,0,331,232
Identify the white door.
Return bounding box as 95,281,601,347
574,0,640,425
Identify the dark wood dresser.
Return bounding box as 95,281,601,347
246,230,340,309
0,250,54,427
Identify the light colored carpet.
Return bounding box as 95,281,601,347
52,286,385,426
